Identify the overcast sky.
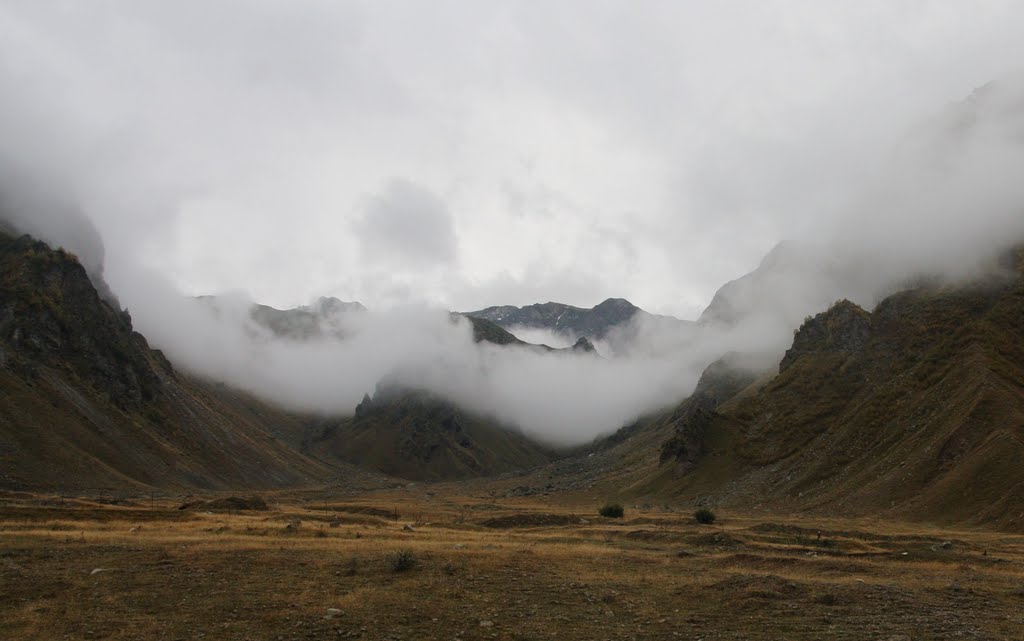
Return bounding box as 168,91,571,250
2,1,1023,318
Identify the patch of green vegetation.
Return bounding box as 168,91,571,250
694,508,716,524
599,503,624,518
389,549,417,572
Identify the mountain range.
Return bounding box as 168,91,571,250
466,297,694,348
0,229,351,491
643,247,1024,528
3,207,1024,529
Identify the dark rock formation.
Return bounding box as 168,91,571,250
0,232,160,408
659,355,759,467
779,300,871,372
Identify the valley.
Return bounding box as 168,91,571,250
4,195,1024,641
3,487,1024,641
4,8,1024,641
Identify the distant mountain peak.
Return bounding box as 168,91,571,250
571,336,597,353
466,297,683,342
198,294,365,341
300,296,367,316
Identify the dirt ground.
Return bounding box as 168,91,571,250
2,489,1024,641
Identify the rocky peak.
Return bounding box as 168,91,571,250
238,296,365,341
571,336,597,353
300,296,366,317
779,299,871,373
0,230,162,408
459,314,524,346
466,297,655,340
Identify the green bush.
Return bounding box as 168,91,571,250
599,503,624,518
389,549,417,572
694,508,716,524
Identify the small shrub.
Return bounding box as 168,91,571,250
389,549,417,572
344,556,359,576
694,508,716,524
599,503,624,518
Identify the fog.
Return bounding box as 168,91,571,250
110,271,699,444
2,4,1024,444
504,326,576,351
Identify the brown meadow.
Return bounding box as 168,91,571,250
3,489,1024,641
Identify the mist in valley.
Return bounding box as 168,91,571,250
2,3,1024,444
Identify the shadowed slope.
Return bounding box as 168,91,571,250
307,385,557,482
0,230,368,492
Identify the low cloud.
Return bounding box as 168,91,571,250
3,4,1024,447
109,271,698,445
15,71,1024,446
354,178,458,268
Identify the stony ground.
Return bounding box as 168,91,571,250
2,491,1024,641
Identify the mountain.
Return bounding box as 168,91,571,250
198,295,366,341
0,225,567,488
307,383,557,482
647,248,1024,529
460,313,597,353
299,315,599,482
0,174,120,306
460,313,525,346
466,297,693,349
467,298,638,337
0,228,380,492
696,241,853,328
698,74,1024,332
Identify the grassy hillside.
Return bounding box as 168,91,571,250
648,250,1024,529
0,230,377,492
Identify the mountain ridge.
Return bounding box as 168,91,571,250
0,229,383,492
642,252,1024,528
466,297,693,347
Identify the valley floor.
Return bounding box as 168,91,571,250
2,488,1024,641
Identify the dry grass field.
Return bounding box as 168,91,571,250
3,489,1024,641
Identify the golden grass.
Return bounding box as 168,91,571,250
3,491,1024,640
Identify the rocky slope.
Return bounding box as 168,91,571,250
0,226,573,488
301,315,589,482
307,383,557,482
0,229,374,492
648,249,1024,529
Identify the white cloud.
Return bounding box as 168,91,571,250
354,178,458,268
4,2,1024,445
4,2,1023,313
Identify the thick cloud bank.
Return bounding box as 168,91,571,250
7,72,1024,446
110,275,696,445
2,4,1024,444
